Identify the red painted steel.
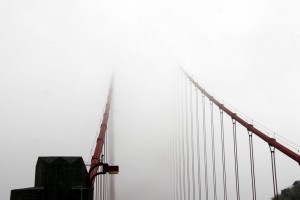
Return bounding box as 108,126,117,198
181,68,300,165
90,78,113,187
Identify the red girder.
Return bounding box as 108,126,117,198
181,68,300,165
89,78,113,187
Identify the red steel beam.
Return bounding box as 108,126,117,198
90,77,113,186
181,68,300,165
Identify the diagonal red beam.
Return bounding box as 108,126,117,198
90,77,113,187
181,68,300,165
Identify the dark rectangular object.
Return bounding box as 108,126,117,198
11,157,93,200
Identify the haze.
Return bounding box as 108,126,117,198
1,0,300,199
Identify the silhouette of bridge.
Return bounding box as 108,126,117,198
10,68,300,200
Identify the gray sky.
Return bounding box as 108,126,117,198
1,0,300,199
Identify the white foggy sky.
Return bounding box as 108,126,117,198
1,0,300,199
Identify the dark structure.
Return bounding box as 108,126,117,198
11,157,93,200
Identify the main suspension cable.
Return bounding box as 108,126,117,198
90,77,113,187
210,102,218,200
219,109,228,200
180,68,300,166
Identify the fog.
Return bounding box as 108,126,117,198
1,0,300,199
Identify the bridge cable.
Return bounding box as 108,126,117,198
269,145,279,200
175,75,179,200
181,68,300,166
105,137,108,200
185,78,191,200
190,82,196,200
98,173,101,200
195,89,202,200
174,110,178,200
202,93,209,200
210,102,218,200
169,133,172,200
99,174,101,200
98,169,101,200
248,130,257,200
95,174,98,200
178,85,183,200
232,118,241,200
102,170,104,200
103,142,106,200
177,73,182,200
170,115,173,200
106,125,109,200
181,74,187,200
175,90,179,200
219,109,228,200
102,146,106,200
99,168,102,200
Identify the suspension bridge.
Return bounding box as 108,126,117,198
10,68,300,200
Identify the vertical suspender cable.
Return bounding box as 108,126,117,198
269,145,279,200
99,174,101,200
99,171,102,200
174,128,176,200
185,78,191,200
98,174,100,200
202,94,209,200
98,175,101,200
179,124,183,200
170,114,173,200
178,73,183,200
169,102,175,200
174,82,180,200
169,130,172,200
108,122,111,200
181,74,187,200
104,139,107,200
98,167,100,200
94,174,99,200
195,89,202,200
175,130,178,200
105,125,109,200
105,139,108,200
219,109,228,200
171,124,174,200
102,151,105,200
232,119,241,200
176,74,181,200
248,130,257,200
102,167,105,200
210,102,218,200
175,130,179,200
190,82,196,200
174,111,178,200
